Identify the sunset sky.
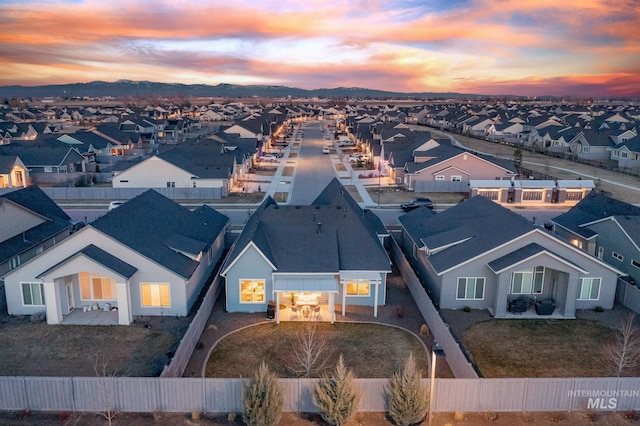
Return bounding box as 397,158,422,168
1,0,639,98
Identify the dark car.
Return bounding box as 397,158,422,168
400,197,434,211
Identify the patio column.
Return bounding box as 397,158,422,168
116,281,132,325
329,292,335,324
494,274,510,318
564,274,578,317
43,281,62,324
341,279,347,317
275,292,281,324
373,281,379,317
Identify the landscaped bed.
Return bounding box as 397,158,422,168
462,319,638,378
205,322,428,378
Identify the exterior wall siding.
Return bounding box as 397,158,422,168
224,245,273,313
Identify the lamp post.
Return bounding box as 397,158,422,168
429,342,445,426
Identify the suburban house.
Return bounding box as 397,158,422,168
220,178,392,323
398,195,623,318
111,135,255,193
403,141,517,191
0,186,72,307
0,156,29,188
2,190,229,325
551,192,640,286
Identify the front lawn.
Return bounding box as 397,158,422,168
462,319,636,378
206,322,428,378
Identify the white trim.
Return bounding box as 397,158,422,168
220,241,277,277
456,277,485,300
488,248,589,275
578,277,601,300
20,281,45,307
238,278,266,304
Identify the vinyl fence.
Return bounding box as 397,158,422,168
2,376,640,413
616,278,640,316
160,274,223,378
38,186,225,201
389,237,479,379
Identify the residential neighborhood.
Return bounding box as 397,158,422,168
1,96,639,424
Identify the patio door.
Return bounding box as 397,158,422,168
66,281,75,313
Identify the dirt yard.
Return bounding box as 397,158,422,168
0,409,638,425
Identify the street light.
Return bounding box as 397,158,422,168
429,342,445,426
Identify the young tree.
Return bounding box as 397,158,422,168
388,352,429,426
93,354,123,426
313,354,360,426
289,321,332,378
243,362,284,426
513,148,523,169
603,313,640,377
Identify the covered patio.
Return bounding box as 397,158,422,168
272,274,338,324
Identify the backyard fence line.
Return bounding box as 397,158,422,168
160,274,223,378
616,278,640,316
389,237,479,379
2,376,640,413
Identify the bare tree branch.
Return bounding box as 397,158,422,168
289,321,332,378
603,313,640,377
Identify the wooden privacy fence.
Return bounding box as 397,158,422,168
389,237,479,379
2,377,640,413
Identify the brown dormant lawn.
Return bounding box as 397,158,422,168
0,315,184,377
205,322,428,378
462,319,637,378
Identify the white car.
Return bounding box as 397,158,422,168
108,200,124,210
322,146,330,154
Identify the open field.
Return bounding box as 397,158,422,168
205,322,428,378
461,318,639,378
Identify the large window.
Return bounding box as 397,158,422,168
579,278,601,300
565,191,583,201
141,283,171,307
511,267,544,294
79,272,116,300
457,277,485,300
346,279,370,296
240,279,265,303
21,282,45,306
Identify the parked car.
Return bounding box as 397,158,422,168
260,154,279,162
346,154,364,163
322,146,330,154
108,200,124,210
70,220,86,233
400,197,434,211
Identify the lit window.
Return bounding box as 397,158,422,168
141,283,171,307
79,272,117,300
21,282,45,306
457,277,485,300
579,278,601,300
346,280,370,296
240,280,265,303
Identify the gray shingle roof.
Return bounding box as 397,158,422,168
37,244,138,279
552,192,640,239
222,179,390,275
90,190,228,279
400,195,536,273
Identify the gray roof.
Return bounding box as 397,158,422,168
0,186,71,264
38,244,138,279
552,192,640,239
222,179,390,274
400,195,536,273
90,190,228,279
613,215,640,247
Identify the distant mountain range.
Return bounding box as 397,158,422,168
0,80,488,100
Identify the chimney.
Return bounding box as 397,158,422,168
317,222,322,234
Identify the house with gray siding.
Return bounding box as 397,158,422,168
551,192,640,286
220,179,391,323
2,190,228,325
399,196,623,318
